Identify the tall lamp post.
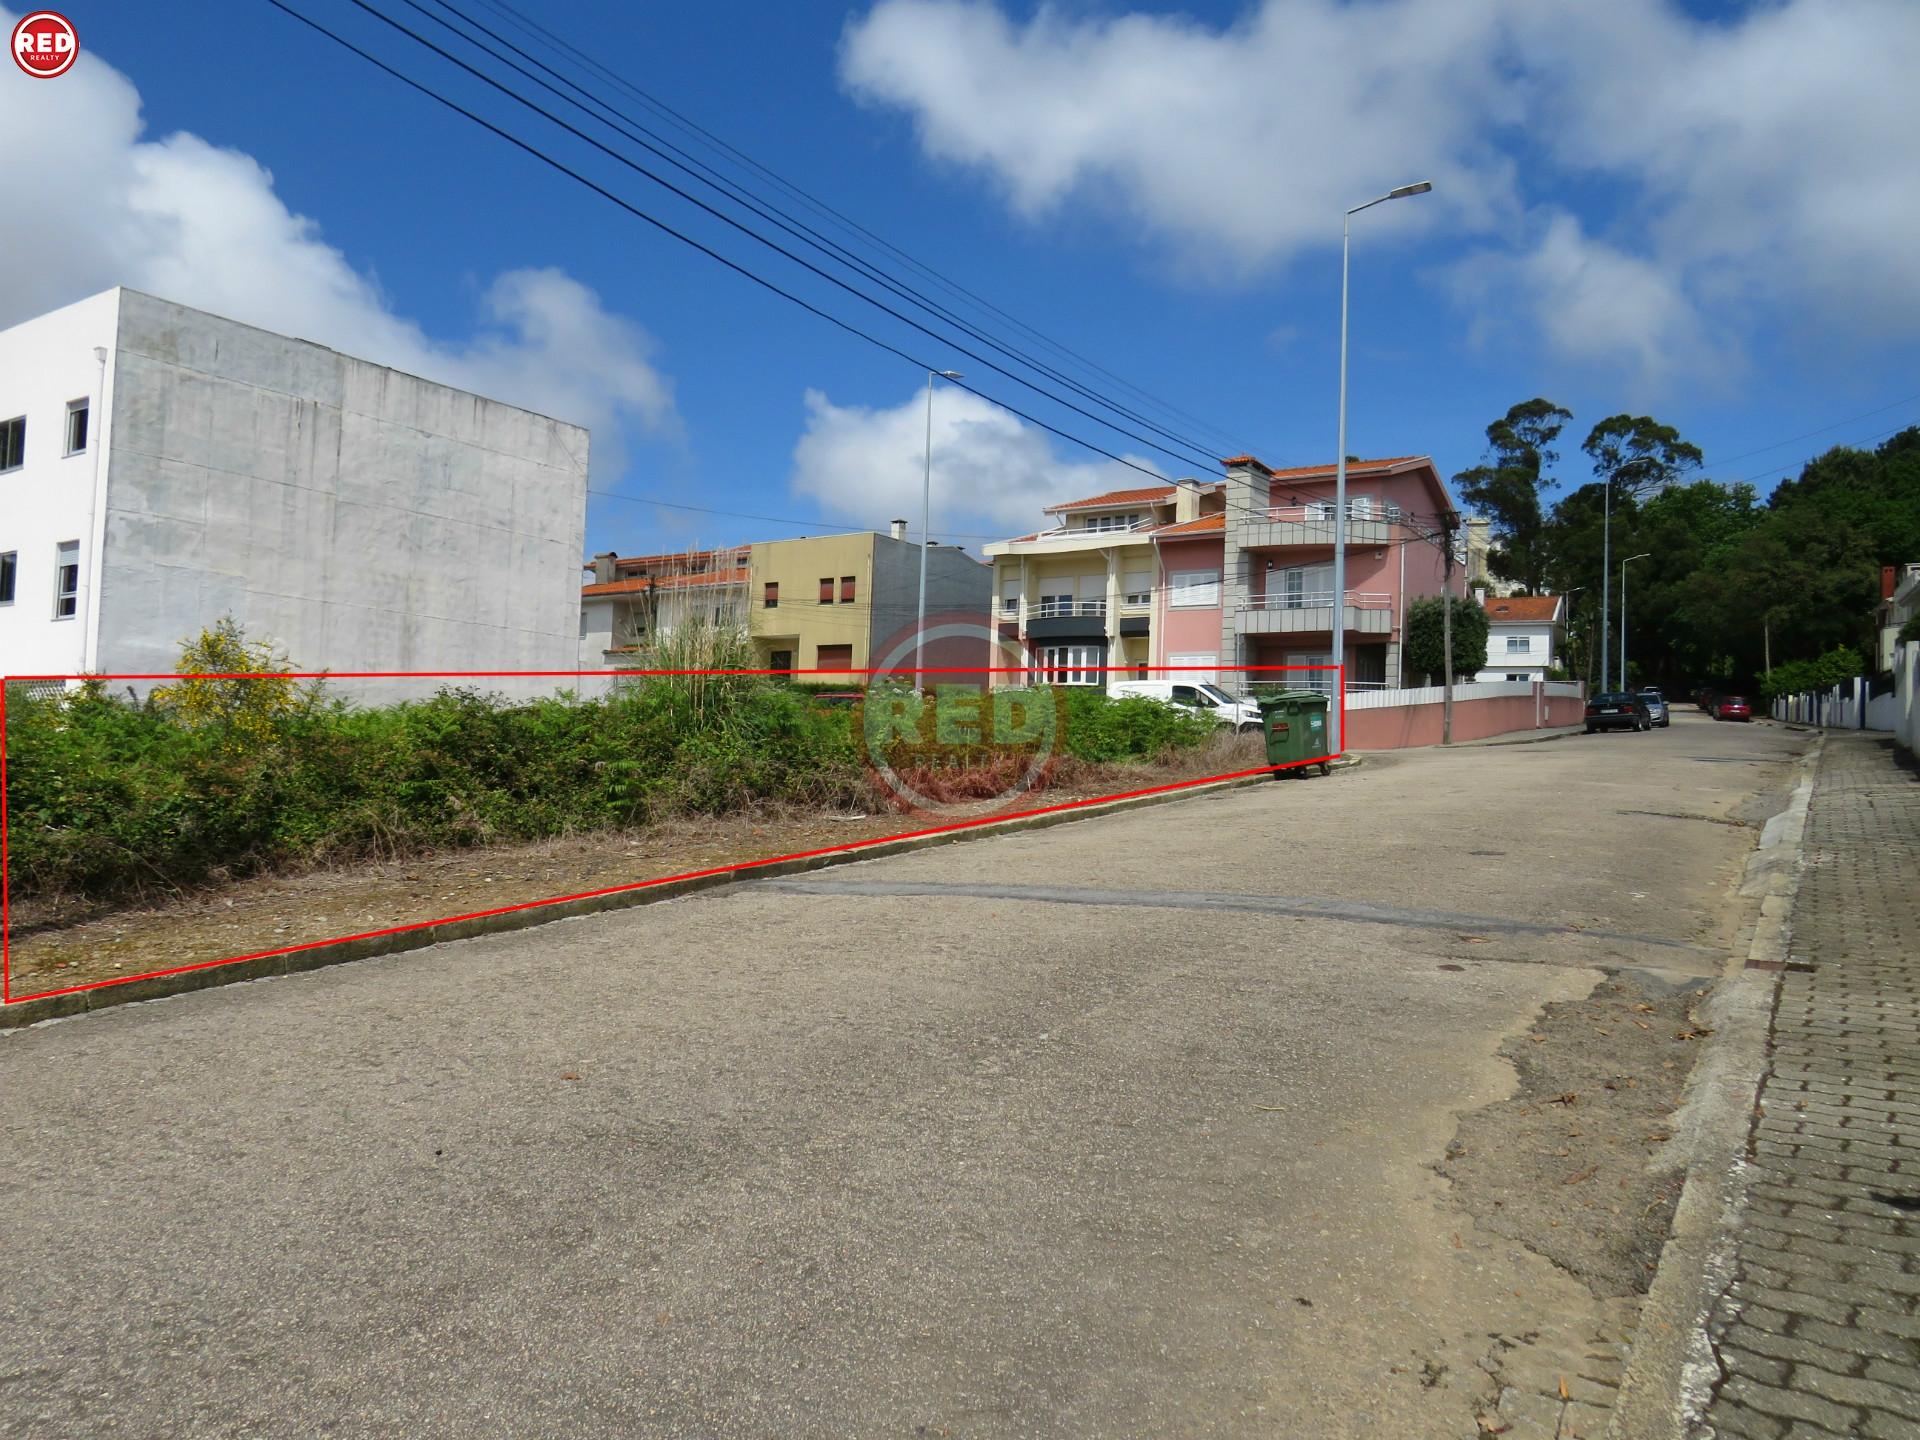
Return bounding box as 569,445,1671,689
1620,553,1650,691
1599,481,1616,690
916,369,963,691
1334,181,1431,750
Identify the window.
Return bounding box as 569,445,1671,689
999,579,1022,618
770,649,794,677
53,540,79,619
1506,673,1528,682
816,643,853,672
1035,644,1102,685
1123,569,1152,608
65,399,89,455
1167,653,1218,683
1080,512,1139,533
818,577,834,603
1272,564,1333,608
0,550,14,605
840,575,856,603
763,582,779,608
1169,569,1220,608
0,416,22,472
1506,635,1529,653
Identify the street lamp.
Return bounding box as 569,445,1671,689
1620,553,1650,691
917,369,963,691
1333,181,1431,749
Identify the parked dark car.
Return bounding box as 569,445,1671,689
1714,695,1753,722
1638,688,1671,727
1586,691,1652,733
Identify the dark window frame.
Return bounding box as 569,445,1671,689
763,581,779,608
818,577,834,604
0,550,16,605
64,398,89,456
53,540,79,620
0,416,24,472
840,575,856,604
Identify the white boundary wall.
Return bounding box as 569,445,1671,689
1771,652,1914,744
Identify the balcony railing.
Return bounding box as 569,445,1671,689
1030,598,1108,619
1243,590,1391,612
1249,676,1391,695
1266,502,1404,524
1027,518,1160,540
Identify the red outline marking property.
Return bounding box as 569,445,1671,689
1,663,1340,1007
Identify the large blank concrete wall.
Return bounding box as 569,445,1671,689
868,537,992,664
95,292,587,697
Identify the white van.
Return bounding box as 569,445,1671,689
1107,679,1263,731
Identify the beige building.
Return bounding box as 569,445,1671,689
982,479,1225,683
749,527,991,680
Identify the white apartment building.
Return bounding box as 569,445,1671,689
1475,593,1566,683
0,289,588,693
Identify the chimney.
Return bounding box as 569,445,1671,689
890,518,907,541
1174,479,1201,524
591,551,618,585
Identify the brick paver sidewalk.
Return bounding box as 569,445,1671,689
1702,733,1920,1439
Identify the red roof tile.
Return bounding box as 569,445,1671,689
1153,513,1225,537
1223,455,1427,479
1044,485,1176,514
1482,594,1563,623
582,567,750,597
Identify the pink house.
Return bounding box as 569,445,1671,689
1155,455,1457,691
983,455,1457,693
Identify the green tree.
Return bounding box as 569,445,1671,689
1404,595,1490,684
1452,398,1572,594
1581,415,1705,500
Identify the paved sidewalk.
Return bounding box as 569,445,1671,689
1702,734,1920,1439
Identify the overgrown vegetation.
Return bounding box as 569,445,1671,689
4,623,1222,907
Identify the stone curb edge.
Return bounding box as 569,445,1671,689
2,769,1282,1032
1605,734,1824,1440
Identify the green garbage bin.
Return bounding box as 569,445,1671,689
1254,689,1332,777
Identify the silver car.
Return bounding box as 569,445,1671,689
1638,689,1671,727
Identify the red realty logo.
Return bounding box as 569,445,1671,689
12,11,77,79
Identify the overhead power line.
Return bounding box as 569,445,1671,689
406,0,1240,467
466,0,1266,462
267,0,1192,488
304,0,1229,477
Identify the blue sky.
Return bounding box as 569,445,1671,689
8,1,1919,554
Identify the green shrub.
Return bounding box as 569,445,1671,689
2,632,1218,904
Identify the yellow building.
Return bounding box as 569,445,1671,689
746,527,991,680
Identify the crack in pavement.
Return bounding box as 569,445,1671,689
752,878,1722,956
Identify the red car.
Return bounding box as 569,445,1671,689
1714,695,1753,721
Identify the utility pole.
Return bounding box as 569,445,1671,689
1333,180,1432,751
1442,516,1457,744
1599,478,1612,691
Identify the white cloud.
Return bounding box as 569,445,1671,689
841,0,1920,377
840,0,1515,276
1449,212,1721,387
0,15,677,458
791,384,1152,538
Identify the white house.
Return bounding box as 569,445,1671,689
0,289,588,696
1476,593,1565,683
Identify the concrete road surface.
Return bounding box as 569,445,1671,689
0,711,1807,1438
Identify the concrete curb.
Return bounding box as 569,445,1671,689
1605,735,1823,1440
1,768,1278,1033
